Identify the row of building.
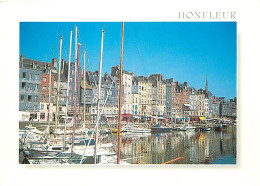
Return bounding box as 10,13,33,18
19,54,237,123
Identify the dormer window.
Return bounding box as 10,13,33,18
31,62,37,69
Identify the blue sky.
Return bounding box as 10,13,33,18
20,22,236,99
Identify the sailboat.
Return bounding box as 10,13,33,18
178,112,195,131
76,27,117,164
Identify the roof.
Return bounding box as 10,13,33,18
123,70,134,75
164,78,174,85
86,71,119,88
135,76,149,82
188,87,198,94
21,58,56,72
53,73,67,82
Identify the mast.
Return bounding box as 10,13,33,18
83,51,86,131
64,30,73,148
55,37,63,130
48,65,51,134
74,26,78,128
94,28,105,164
72,43,81,151
117,22,124,164
205,75,208,93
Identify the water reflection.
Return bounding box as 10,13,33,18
113,126,236,164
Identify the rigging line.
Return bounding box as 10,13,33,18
77,28,100,90
127,23,148,77
79,77,115,164
100,76,115,109
85,52,98,88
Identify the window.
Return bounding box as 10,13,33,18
35,74,39,80
107,90,112,95
43,77,47,82
35,84,39,91
29,73,33,80
34,105,37,110
40,113,45,119
22,72,26,78
70,78,72,82
28,83,32,90
32,63,36,69
21,95,25,101
42,95,46,101
28,95,32,102
43,86,46,91
41,104,44,109
34,96,38,102
22,82,26,89
59,107,62,111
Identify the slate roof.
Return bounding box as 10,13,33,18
86,71,119,88
21,58,57,72
135,76,149,82
53,73,67,82
187,87,198,94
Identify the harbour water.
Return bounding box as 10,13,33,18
106,125,237,164
19,123,236,164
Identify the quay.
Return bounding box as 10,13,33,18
19,121,152,131
20,120,235,132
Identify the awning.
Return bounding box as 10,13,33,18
184,104,191,107
176,117,189,120
199,117,206,120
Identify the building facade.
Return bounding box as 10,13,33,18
19,55,42,121
149,74,166,122
111,66,134,122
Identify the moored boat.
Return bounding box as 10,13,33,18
151,124,172,133
215,123,223,131
178,124,196,131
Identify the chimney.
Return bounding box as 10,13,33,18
52,58,57,69
111,66,119,77
20,54,24,62
184,82,187,87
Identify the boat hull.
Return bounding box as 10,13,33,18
151,127,172,133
